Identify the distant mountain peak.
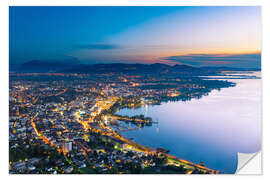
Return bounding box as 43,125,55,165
19,59,81,73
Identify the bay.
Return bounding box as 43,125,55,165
116,72,261,173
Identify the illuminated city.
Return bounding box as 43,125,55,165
9,6,261,174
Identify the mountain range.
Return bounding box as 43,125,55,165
12,60,261,74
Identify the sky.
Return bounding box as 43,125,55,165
9,6,261,68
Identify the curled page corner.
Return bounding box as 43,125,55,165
236,151,262,174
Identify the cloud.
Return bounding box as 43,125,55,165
74,43,121,50
162,53,261,68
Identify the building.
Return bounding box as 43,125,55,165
62,141,72,152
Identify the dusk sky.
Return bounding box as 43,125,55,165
9,6,261,68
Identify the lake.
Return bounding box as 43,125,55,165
116,72,261,173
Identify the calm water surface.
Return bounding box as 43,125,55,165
116,72,261,173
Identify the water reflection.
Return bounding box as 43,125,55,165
116,72,261,173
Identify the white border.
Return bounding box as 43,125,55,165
8,0,262,6
2,0,270,180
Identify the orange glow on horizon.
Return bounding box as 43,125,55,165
130,49,261,65
158,49,261,59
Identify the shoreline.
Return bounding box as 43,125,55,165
100,97,219,174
